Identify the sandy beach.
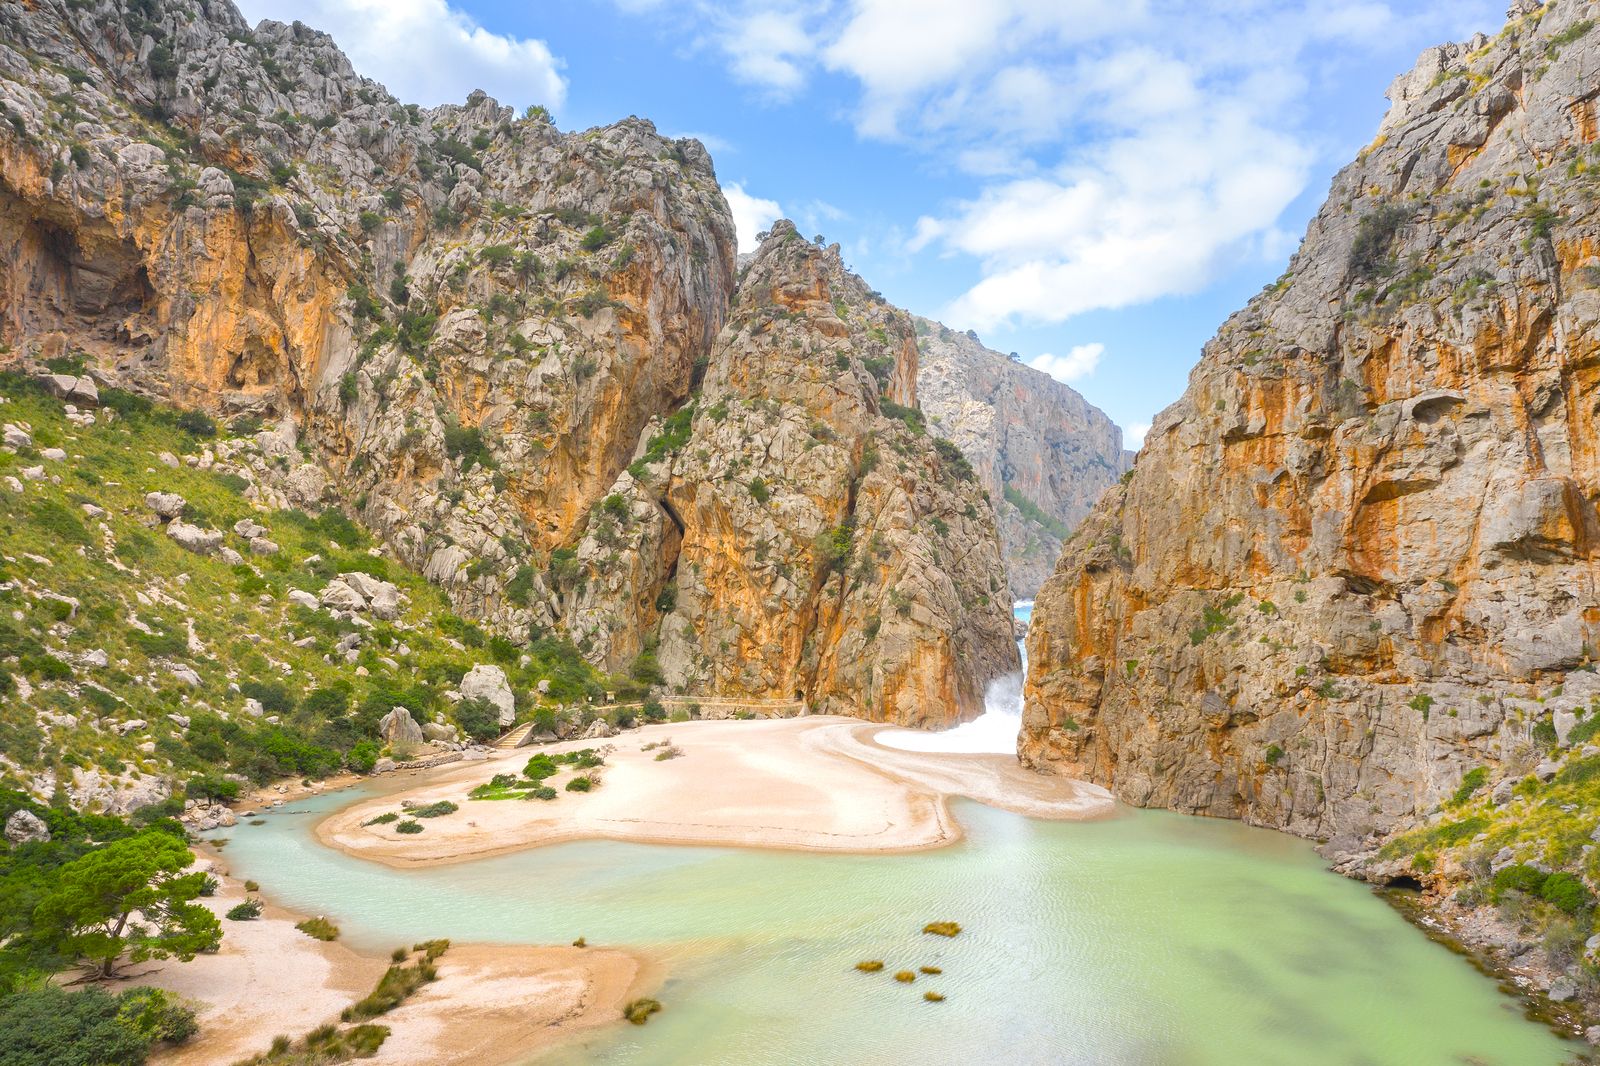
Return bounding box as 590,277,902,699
316,716,1114,869
139,858,646,1066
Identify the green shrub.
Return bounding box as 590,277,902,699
565,775,594,793
411,801,458,818
363,812,399,826
227,898,264,921
394,820,423,834
1540,872,1593,915
1449,767,1489,807
1492,864,1548,900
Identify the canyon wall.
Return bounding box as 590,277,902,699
0,0,1015,724
1023,0,1600,863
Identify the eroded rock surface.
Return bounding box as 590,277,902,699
1023,2,1600,858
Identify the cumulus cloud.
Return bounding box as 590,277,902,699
1125,422,1150,450
724,183,784,253
1027,343,1104,384
236,0,566,110
608,0,1495,329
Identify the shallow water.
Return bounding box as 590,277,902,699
216,792,1576,1066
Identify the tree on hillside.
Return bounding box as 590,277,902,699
31,830,221,978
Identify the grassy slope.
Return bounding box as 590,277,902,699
0,376,606,802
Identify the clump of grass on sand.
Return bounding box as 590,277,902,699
410,800,458,818
295,917,340,941
919,965,941,975
623,998,662,1025
893,970,916,983
341,943,448,1022
227,898,263,921
854,960,884,972
235,1021,390,1064
922,921,961,937
394,819,423,834
924,991,945,1002
363,812,399,826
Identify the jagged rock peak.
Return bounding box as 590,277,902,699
566,218,1021,726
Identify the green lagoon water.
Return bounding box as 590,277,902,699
214,790,1578,1066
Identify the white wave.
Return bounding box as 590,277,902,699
875,670,1024,755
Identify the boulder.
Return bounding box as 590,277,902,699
113,719,147,736
287,589,319,610
234,519,269,539
145,491,186,519
422,721,458,743
1549,977,1578,1002
2,423,32,448
4,809,50,845
168,664,202,686
249,537,280,556
378,706,424,747
373,757,396,774
583,718,619,740
242,698,264,717
341,572,402,619
40,447,66,462
460,664,516,726
318,580,367,611
166,521,222,555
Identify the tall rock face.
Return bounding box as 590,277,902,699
569,223,1019,726
0,0,734,643
914,319,1129,599
0,2,1015,726
1023,2,1600,862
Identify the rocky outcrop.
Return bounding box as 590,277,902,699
914,319,1129,598
0,0,734,642
567,223,1019,726
4,808,49,845
1023,2,1600,858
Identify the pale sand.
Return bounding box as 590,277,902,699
140,859,644,1066
316,716,1114,869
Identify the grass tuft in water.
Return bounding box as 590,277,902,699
623,998,662,1025
295,916,340,941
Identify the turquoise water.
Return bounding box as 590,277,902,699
212,789,1578,1066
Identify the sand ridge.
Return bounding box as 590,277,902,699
315,716,1114,869
140,857,645,1066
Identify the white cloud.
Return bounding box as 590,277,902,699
710,5,815,95
1124,422,1150,450
236,0,566,110
724,183,783,253
1028,343,1103,384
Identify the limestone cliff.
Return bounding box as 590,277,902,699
569,223,1019,726
1024,0,1600,856
0,0,1015,726
914,319,1129,599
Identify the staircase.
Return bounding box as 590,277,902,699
493,721,537,750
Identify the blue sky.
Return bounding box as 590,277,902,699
239,0,1507,446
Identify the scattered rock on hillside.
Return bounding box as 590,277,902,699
4,809,50,845
145,492,186,520
166,521,222,555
